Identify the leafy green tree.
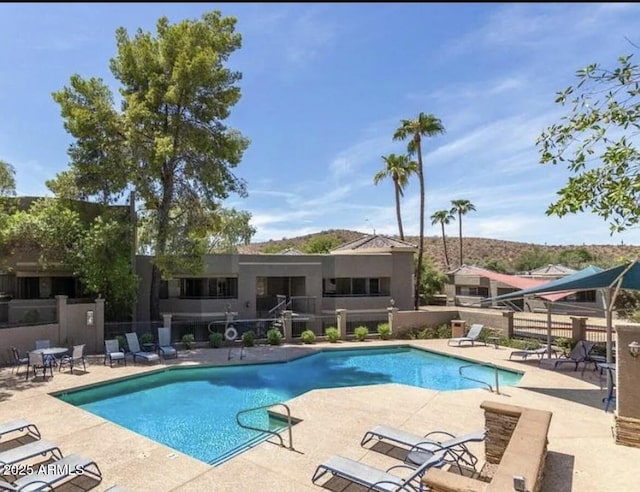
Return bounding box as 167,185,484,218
302,234,342,254
514,246,553,272
538,53,640,233
1,199,138,319
373,153,417,240
557,248,595,269
0,160,16,197
52,11,250,320
483,258,512,274
418,257,448,305
430,209,455,270
450,199,476,268
206,208,255,253
393,113,445,310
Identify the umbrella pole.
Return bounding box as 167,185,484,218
546,301,553,359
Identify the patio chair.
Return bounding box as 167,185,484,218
509,344,558,361
125,332,160,364
312,449,447,491
157,327,178,359
34,339,50,350
0,419,41,442
0,439,62,468
541,340,595,372
25,351,54,380
10,347,28,376
6,453,102,491
104,339,126,367
361,427,485,471
447,323,485,347
59,344,87,373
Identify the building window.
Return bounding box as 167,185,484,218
563,290,596,303
17,277,40,299
180,277,237,299
323,278,390,297
455,286,489,297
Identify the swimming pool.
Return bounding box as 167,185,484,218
57,346,521,465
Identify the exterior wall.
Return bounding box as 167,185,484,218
392,309,459,335
616,323,640,419
0,324,59,362
137,251,414,321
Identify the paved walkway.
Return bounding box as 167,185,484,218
1,339,637,491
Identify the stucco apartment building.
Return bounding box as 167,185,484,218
135,234,416,322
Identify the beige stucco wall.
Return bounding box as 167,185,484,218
137,251,414,321
0,323,59,363
392,309,460,334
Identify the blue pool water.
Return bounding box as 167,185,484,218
58,347,521,465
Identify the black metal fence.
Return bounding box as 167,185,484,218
513,313,609,343
345,312,388,336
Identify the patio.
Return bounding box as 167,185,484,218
1,339,637,491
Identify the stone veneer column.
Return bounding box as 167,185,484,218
336,309,347,340
162,313,172,329
615,323,640,449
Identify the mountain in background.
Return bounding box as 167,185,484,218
238,229,640,272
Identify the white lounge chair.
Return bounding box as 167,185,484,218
361,427,485,470
448,323,485,346
5,454,102,491
157,327,178,359
0,419,41,442
125,333,160,364
0,439,62,468
509,344,558,361
312,450,446,492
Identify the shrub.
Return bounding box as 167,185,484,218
139,332,154,345
242,330,256,347
117,335,128,351
267,328,283,345
325,326,340,343
182,333,195,350
377,323,392,340
354,326,369,341
436,323,452,339
209,332,224,348
301,329,315,344
554,337,574,356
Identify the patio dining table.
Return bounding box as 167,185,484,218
31,347,69,366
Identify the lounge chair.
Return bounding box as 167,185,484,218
0,419,41,442
361,427,485,471
447,323,485,347
104,339,126,367
0,439,62,467
59,344,87,373
125,333,160,364
157,327,178,359
541,340,594,372
4,454,102,491
509,344,558,361
312,449,447,492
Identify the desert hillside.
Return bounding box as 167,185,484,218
238,229,640,272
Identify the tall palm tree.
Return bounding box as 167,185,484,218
373,154,418,240
393,113,445,310
450,199,476,267
430,209,455,270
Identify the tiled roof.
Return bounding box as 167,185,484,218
331,234,417,253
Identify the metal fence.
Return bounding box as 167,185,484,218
345,311,388,336
104,320,163,340
513,313,609,343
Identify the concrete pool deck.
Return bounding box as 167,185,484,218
1,339,638,491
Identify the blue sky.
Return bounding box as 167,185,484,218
2,3,640,246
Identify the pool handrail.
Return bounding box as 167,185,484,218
458,362,500,394
236,402,295,451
